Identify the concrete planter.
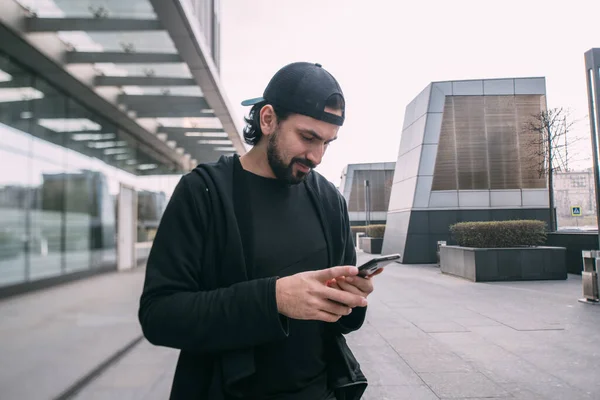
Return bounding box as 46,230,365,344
360,237,383,254
440,245,567,282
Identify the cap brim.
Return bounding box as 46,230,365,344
241,97,265,106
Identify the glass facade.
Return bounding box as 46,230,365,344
0,51,173,288
184,0,221,70
347,169,395,213
432,95,547,191
137,190,167,242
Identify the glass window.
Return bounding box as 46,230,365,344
0,47,176,286
29,150,65,280
0,146,29,287
27,72,68,280
0,54,34,287
63,100,100,273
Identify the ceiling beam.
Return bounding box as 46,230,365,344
1,99,76,119
94,76,195,87
26,17,163,32
66,51,181,64
0,75,32,88
149,0,246,156
118,94,209,107
134,109,215,118
157,127,225,134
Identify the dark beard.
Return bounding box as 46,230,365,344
266,131,315,185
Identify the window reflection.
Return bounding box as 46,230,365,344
0,49,175,289
30,153,65,280
0,146,29,286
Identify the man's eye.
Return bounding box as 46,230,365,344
302,136,313,142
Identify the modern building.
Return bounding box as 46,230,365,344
0,0,245,296
382,78,552,264
554,169,597,228
339,162,395,226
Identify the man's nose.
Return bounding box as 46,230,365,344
306,144,325,166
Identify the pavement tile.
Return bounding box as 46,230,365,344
400,351,474,373
419,372,510,399
346,323,390,347
360,362,423,386
351,344,405,364
362,385,439,400
502,381,597,400
475,357,560,385
388,336,452,356
451,316,502,327
413,321,470,333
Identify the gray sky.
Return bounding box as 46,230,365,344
220,0,600,186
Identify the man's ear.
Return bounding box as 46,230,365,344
260,105,277,137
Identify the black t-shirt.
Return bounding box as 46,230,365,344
244,170,332,400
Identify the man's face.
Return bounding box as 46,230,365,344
267,107,341,184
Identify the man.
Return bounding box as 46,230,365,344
139,62,377,400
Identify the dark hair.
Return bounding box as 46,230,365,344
242,94,345,146
243,102,291,146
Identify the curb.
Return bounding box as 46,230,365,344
53,334,144,400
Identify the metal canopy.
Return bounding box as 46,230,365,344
158,127,225,134
94,76,195,86
118,94,214,118
67,51,181,64
26,17,163,32
0,0,246,175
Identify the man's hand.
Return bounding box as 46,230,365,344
276,266,368,323
327,268,384,299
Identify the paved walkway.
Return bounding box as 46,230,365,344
1,253,600,399
0,268,144,400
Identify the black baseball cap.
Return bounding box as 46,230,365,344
241,62,345,126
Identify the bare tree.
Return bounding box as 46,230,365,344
523,107,579,231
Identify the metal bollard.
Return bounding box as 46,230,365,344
356,232,366,251
437,241,447,268
579,250,600,304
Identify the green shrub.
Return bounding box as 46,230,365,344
450,220,547,248
350,226,367,237
366,224,386,238
350,225,386,238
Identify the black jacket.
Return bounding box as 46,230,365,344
139,155,367,399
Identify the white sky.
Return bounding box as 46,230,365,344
220,0,600,186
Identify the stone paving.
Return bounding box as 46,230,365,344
2,252,600,399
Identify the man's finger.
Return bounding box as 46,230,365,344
314,266,358,282
318,299,352,316
315,311,342,323
336,279,366,297
322,286,367,308
343,276,372,292
327,280,342,290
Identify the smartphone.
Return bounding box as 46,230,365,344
357,254,400,277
